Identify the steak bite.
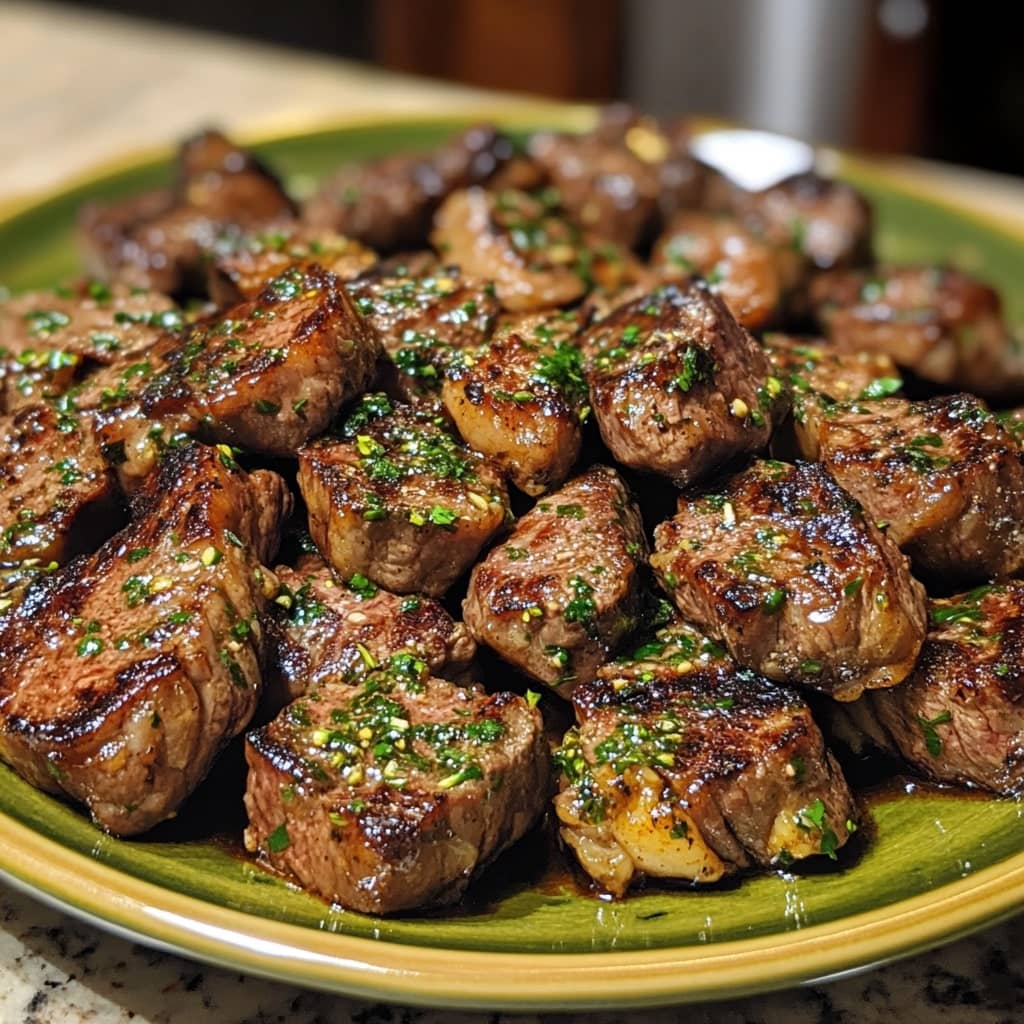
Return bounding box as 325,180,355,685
303,124,512,252
269,553,476,705
799,393,1024,581
582,283,787,487
809,265,1024,401
346,259,499,355
442,328,589,495
734,171,873,284
463,465,647,695
243,653,548,914
0,442,292,835
206,226,377,305
652,460,927,700
78,130,296,296
554,622,857,896
298,394,509,597
651,212,782,330
142,264,381,457
0,405,123,565
432,187,637,312
528,112,704,248
0,282,182,363
840,584,1024,796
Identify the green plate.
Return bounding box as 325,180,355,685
1,109,1023,1011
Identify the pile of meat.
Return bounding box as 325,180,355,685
2,109,1023,915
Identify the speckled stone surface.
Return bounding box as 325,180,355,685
0,883,1020,1024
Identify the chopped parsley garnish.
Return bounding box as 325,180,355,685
917,710,952,756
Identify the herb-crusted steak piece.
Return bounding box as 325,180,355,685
463,466,647,695
799,394,1024,581
442,330,588,495
651,212,782,330
346,259,499,355
0,282,181,364
652,460,927,700
298,395,509,597
842,584,1024,795
303,124,512,252
269,553,476,704
243,654,548,914
78,130,296,296
206,226,377,305
432,188,595,312
0,405,123,565
0,442,292,834
555,622,857,896
809,265,1024,401
142,264,380,457
582,283,787,487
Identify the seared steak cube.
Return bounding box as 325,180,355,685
0,405,123,565
0,282,181,363
841,584,1024,795
243,654,548,914
269,553,476,705
555,621,857,895
651,212,781,330
298,395,509,597
303,124,512,252
652,460,927,700
78,130,296,296
582,283,787,487
809,265,1024,401
463,465,647,695
0,442,292,834
347,259,499,355
799,394,1024,581
442,329,588,495
206,226,376,305
432,187,594,312
142,264,380,457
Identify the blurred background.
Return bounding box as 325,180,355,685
53,0,1024,175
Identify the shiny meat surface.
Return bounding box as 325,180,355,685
555,621,856,895
268,552,476,706
303,124,512,252
244,654,548,913
652,459,927,700
0,442,291,834
809,265,1024,401
798,394,1024,581
142,264,381,456
463,465,647,695
582,283,787,487
298,395,509,597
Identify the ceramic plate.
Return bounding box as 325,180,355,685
1,110,1023,1011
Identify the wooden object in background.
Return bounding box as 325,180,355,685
374,0,622,100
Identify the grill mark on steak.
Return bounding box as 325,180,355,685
267,552,476,707
0,441,292,834
652,459,927,700
798,393,1024,582
298,394,509,597
582,282,787,487
554,621,856,896
463,465,647,695
243,653,548,913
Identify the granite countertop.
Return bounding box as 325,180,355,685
2,4,1024,1022
0,881,1021,1023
